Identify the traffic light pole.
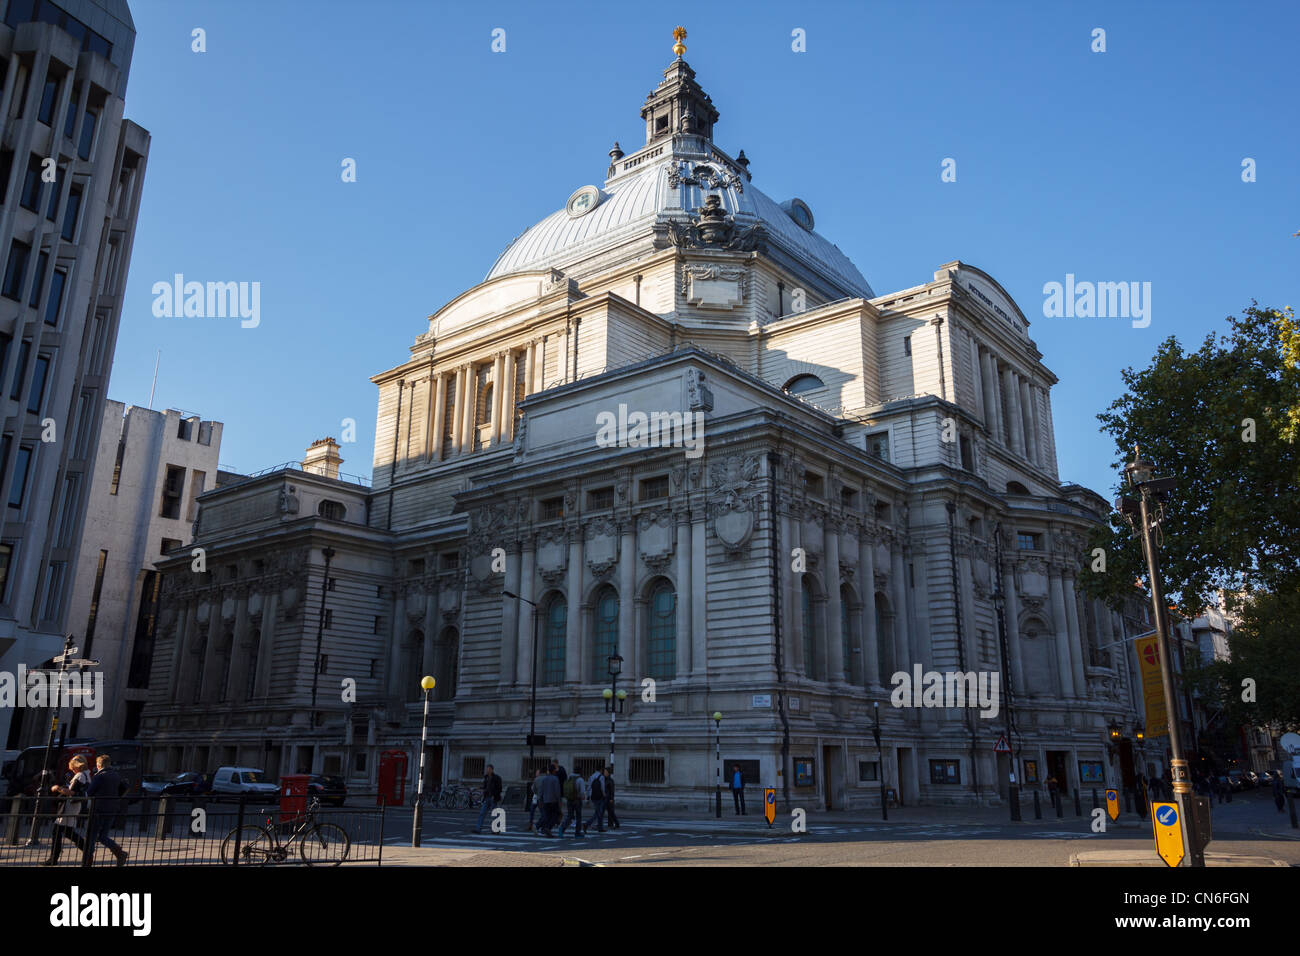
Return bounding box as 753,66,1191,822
1132,456,1204,867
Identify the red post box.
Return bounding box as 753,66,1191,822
279,773,311,824
377,750,407,807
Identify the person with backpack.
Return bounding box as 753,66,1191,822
558,769,586,839
585,767,607,834
474,763,503,834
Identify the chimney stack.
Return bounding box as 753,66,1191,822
302,437,342,479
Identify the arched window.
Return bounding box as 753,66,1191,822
1006,481,1029,495
783,374,825,395
318,499,346,521
592,586,619,677
840,586,854,681
646,581,676,681
802,579,817,679
542,595,566,685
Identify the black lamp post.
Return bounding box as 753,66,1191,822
713,711,722,819
1119,444,1203,866
502,589,540,764
603,654,626,784
411,675,436,846
872,701,887,821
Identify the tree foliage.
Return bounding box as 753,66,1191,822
1082,303,1300,613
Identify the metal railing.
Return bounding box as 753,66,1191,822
1,793,387,866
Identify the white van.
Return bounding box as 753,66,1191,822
209,767,280,796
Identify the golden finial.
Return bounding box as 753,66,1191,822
672,26,687,58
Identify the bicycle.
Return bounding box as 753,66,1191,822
436,784,483,809
220,797,351,866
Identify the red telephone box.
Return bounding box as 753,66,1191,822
279,774,310,824
377,750,407,806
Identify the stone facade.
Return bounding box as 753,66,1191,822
138,49,1141,807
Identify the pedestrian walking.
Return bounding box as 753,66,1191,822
558,770,586,838
527,768,544,832
474,763,503,834
731,764,746,815
1273,772,1286,812
604,769,619,829
551,759,567,791
86,755,128,866
585,767,607,833
536,766,561,837
44,755,91,866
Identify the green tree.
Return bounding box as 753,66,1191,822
1083,303,1300,613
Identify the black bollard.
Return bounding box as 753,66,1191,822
1074,789,1082,816
1010,785,1021,822
1033,790,1042,819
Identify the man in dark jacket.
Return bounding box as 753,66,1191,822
86,755,127,865
474,763,504,834
604,768,619,829
536,768,562,837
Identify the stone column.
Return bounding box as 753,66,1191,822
1002,563,1024,694
199,599,223,702
675,512,692,677
1049,572,1074,697
169,601,195,703
787,511,805,677
226,590,251,703
462,364,478,451
1095,599,1115,666
691,509,707,676
449,367,465,456
618,519,636,671
253,591,279,700
565,530,583,683
1004,367,1025,456
970,336,986,421
490,352,505,445
1064,573,1087,697
860,535,879,687
501,350,517,442
890,543,909,672
1029,386,1045,467
825,524,845,683
431,372,446,461
501,548,520,684
1019,377,1038,464
957,548,978,668
525,341,537,397
387,587,407,699
980,350,1002,443
516,541,536,685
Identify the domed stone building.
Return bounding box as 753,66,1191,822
140,38,1145,809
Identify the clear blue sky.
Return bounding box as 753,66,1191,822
111,0,1299,498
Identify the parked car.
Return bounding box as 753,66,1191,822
209,767,279,797
1227,770,1250,791
1243,771,1261,789
161,772,213,796
306,774,347,807
139,774,170,796
1258,770,1276,788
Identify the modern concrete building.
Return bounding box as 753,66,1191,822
140,38,1141,808
0,0,149,753
51,402,223,744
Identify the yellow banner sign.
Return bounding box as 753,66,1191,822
1151,801,1184,867
1106,789,1120,822
763,788,776,826
1136,636,1168,737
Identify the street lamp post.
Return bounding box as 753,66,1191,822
502,590,540,764
411,675,436,846
26,635,97,845
872,701,887,821
603,654,626,783
310,546,336,720
713,712,722,819
1120,445,1203,866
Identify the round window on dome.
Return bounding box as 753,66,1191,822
781,198,815,232
566,185,603,218
783,374,825,395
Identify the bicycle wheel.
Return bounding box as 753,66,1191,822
456,789,472,810
437,790,453,809
470,788,484,808
221,825,274,865
300,822,350,866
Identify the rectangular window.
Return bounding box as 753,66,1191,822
3,240,30,299
373,616,381,635
866,431,890,462
45,167,61,219
61,184,81,241
441,376,456,455
639,475,669,501
9,340,29,398
108,437,125,495
462,756,485,779
160,538,181,554
77,108,97,160
177,417,193,441
26,354,48,414
1017,533,1038,551
904,335,912,356
19,155,41,210
0,335,10,395
0,541,11,602
439,552,458,571
540,496,564,521
959,434,973,471
37,71,58,125
64,82,80,138
858,760,879,782
804,472,825,497
29,250,47,307
324,609,333,628
408,558,424,575
628,757,666,785
840,487,859,510
0,150,13,204
41,560,66,621
587,487,614,510
82,550,107,653
186,470,205,521
874,501,891,523
929,759,962,785
198,421,213,445
159,464,184,518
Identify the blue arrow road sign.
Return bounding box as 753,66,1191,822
1156,805,1178,826
766,791,775,804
